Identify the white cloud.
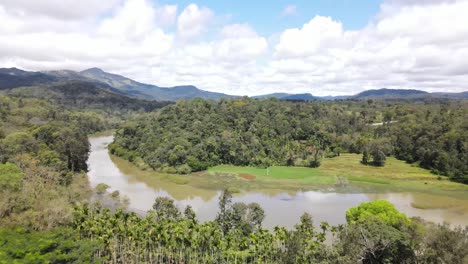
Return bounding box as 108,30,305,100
177,4,213,39
155,5,178,27
0,0,173,73
275,16,345,58
216,24,268,61
282,5,297,17
0,0,467,96
0,0,120,20
98,0,156,40
268,0,468,95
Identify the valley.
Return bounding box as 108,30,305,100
2,0,468,262
1,68,467,263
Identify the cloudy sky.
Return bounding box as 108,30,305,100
0,0,467,96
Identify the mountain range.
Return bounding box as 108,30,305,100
0,67,466,101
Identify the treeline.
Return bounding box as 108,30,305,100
111,98,467,182
3,190,466,263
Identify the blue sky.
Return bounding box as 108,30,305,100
0,0,467,96
159,0,382,34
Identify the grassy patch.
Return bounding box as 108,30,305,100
208,154,468,197
348,176,391,185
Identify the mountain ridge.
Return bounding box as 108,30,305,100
0,67,466,101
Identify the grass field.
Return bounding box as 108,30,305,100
208,154,468,197
109,152,468,210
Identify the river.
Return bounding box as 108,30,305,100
87,135,468,228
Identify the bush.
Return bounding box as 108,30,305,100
176,164,192,174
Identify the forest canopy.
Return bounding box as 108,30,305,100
111,98,467,183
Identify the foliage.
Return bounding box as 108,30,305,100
346,200,411,228
0,163,23,191
0,228,101,263
0,95,93,229
7,81,172,113
152,197,181,220
70,197,468,263
112,98,467,183
215,189,266,235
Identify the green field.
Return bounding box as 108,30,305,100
208,154,468,197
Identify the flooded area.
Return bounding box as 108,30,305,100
88,136,468,228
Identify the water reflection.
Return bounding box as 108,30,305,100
88,136,468,228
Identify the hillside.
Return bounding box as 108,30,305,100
353,88,428,99
6,81,172,113
0,67,235,101
51,67,236,101
0,68,58,89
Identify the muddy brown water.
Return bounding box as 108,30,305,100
88,136,468,228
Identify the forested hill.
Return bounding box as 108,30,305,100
353,88,428,99
6,81,173,113
111,98,467,183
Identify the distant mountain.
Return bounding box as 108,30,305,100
282,93,321,101
1,67,467,101
0,67,236,101
352,88,428,99
253,93,293,99
252,88,467,101
76,68,235,101
0,68,58,89
351,88,468,100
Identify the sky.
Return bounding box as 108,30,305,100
0,0,467,96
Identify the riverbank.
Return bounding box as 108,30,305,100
109,146,468,200
207,154,468,198
88,135,468,228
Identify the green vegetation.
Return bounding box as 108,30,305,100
6,81,173,128
0,163,23,191
1,85,467,263
0,95,98,229
111,98,467,184
207,154,468,196
346,200,410,226
0,228,100,263
66,191,468,263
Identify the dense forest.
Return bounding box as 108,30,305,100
111,98,467,183
4,81,173,127
0,94,109,229
0,87,173,229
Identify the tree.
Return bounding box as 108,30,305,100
371,148,386,167
362,149,370,165
184,205,197,222
152,197,180,220
215,189,233,235
338,217,415,263
346,200,410,228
